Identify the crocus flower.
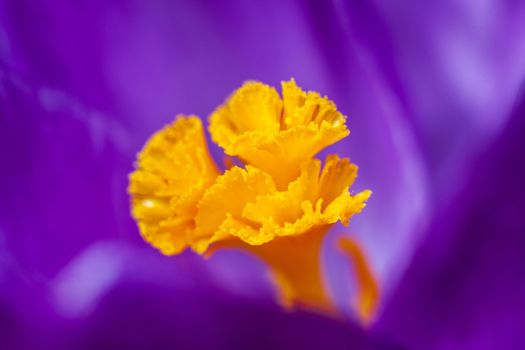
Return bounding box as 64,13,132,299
1,0,525,349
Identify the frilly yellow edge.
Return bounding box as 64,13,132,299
128,79,378,323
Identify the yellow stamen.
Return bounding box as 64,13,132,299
338,236,380,324
129,116,219,255
248,227,333,311
209,79,349,189
192,155,370,252
128,80,374,321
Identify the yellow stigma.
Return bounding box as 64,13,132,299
129,116,219,255
129,80,378,321
209,79,349,189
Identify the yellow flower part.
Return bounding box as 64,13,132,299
339,236,380,324
192,165,277,253
209,79,349,189
194,155,370,250
192,155,370,311
128,79,379,322
129,116,219,255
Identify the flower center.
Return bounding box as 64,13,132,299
129,79,378,322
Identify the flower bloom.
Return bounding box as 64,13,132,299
129,79,377,319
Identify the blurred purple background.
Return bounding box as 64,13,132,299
1,1,525,349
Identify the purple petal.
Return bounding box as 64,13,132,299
340,0,525,193
0,66,137,277
311,0,525,317
375,90,525,349
60,244,394,350
2,241,396,350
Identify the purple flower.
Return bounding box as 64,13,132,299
1,0,525,349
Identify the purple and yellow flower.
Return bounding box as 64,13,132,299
1,0,525,349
